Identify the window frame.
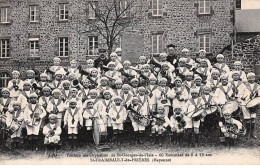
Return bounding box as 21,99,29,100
120,0,129,17
88,2,96,19
0,72,11,89
152,0,163,17
1,7,9,23
88,36,99,56
29,38,39,57
0,39,10,58
198,0,211,15
151,33,163,55
58,37,69,57
198,33,211,53
29,5,39,23
59,3,69,21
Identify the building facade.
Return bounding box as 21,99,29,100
0,0,236,88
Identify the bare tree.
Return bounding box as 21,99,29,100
87,0,140,54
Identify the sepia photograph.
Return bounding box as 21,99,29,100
0,0,260,165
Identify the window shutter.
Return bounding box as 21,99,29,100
0,8,2,23
7,7,12,23
54,38,58,57
36,6,40,22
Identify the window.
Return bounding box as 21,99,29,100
0,39,10,58
120,0,129,17
198,0,211,14
59,37,69,57
236,0,241,10
151,34,163,55
199,34,210,52
88,2,97,19
152,0,163,16
59,3,68,21
30,5,39,22
88,36,98,56
1,7,9,23
29,38,39,57
0,72,10,88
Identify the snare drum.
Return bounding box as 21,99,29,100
246,97,260,113
205,106,218,115
191,109,207,121
222,101,239,114
93,119,107,146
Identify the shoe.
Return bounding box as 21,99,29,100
251,134,257,139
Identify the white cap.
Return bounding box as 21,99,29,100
234,61,242,65
110,52,117,57
42,86,51,91
182,48,189,52
100,76,109,81
138,86,146,91
40,73,48,77
199,49,206,53
55,70,63,75
139,56,146,59
130,78,139,83
69,98,77,103
247,72,255,78
107,62,116,67
159,78,167,83
52,89,61,94
179,57,186,62
115,79,123,84
53,57,61,62
90,68,98,72
62,80,70,85
70,59,77,64
29,93,38,98
216,54,224,58
159,53,167,57
194,75,202,81
86,59,94,63
1,88,10,93
103,90,112,95
175,77,182,82
27,70,35,74
185,71,193,76
190,88,199,94
123,60,131,65
113,96,122,101
122,84,130,89
12,70,20,75
89,89,98,94
211,69,220,74
49,114,57,119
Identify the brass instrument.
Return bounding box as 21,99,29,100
152,115,165,126
13,80,19,91
127,105,150,127
161,89,167,104
31,108,42,126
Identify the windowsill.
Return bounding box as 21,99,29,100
197,13,213,17
0,22,11,25
30,21,40,24
148,15,163,19
28,57,40,60
58,56,69,59
58,19,69,23
0,57,10,60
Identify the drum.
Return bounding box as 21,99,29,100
191,109,207,121
246,97,260,113
0,115,6,128
93,119,107,146
6,121,21,136
205,106,218,115
222,101,239,114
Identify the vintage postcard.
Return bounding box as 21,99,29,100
0,0,260,165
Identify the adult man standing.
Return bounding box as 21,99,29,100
166,44,178,69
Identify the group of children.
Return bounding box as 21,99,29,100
0,46,259,152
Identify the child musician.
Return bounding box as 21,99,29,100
169,107,186,146
60,80,71,102
5,101,24,149
184,88,205,147
110,52,123,71
172,77,189,108
241,73,260,139
96,90,113,142
128,96,148,144
214,75,234,106
206,69,221,94
34,73,49,95
153,78,175,117
129,78,139,95
105,62,121,87
8,70,23,101
120,84,133,108
219,110,242,147
46,89,66,127
24,93,46,151
43,114,62,155
213,54,230,76
0,88,12,115
99,77,113,97
18,81,35,110
109,96,127,146
182,71,194,93
229,61,247,82
67,59,81,80
176,58,190,80
45,57,66,81
63,99,83,150
120,61,138,84
146,76,158,112
78,79,91,103
194,59,211,83
150,106,170,147
24,70,37,86
49,70,63,90
38,86,53,128
135,55,148,71
113,79,123,97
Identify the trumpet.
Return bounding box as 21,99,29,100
31,108,42,126
161,91,167,104
127,105,150,127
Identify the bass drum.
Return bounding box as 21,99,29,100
246,97,260,114
222,101,238,114
191,109,207,121
93,119,107,146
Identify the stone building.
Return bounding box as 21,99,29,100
0,0,236,88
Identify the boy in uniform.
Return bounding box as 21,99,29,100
213,54,230,76
0,88,12,114
24,93,46,151
63,99,83,150
8,70,23,101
